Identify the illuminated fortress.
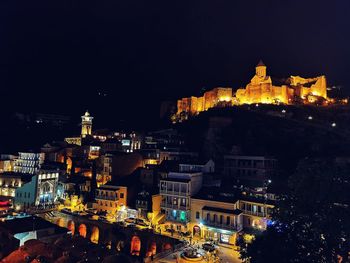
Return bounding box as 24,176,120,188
175,61,328,119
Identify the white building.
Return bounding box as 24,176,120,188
160,172,202,232
14,169,60,209
14,152,45,175
179,159,215,173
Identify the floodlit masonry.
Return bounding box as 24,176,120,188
175,61,328,120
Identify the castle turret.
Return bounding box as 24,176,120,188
256,60,267,78
81,110,93,138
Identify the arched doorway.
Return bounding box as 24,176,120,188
146,241,156,257
193,225,201,236
162,243,172,251
90,226,99,244
130,236,141,256
67,220,75,235
78,224,87,238
39,181,54,204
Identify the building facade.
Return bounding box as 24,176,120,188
160,172,202,232
190,191,243,245
14,169,60,209
224,155,277,188
175,61,328,120
239,196,274,231
14,152,45,174
94,183,127,213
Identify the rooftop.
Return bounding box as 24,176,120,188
161,177,191,183
192,187,240,203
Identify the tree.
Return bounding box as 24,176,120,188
241,158,350,263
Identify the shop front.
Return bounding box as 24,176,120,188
202,226,237,245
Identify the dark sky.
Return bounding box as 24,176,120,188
0,0,349,126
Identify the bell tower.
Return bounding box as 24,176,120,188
256,60,267,78
81,110,93,138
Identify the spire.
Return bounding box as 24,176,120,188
256,60,265,67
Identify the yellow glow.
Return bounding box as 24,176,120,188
174,63,330,122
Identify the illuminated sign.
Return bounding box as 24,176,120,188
122,139,131,146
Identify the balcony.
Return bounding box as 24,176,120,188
242,210,267,217
159,189,188,196
203,220,243,232
95,195,118,201
161,202,189,211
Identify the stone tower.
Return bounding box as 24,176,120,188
81,110,93,138
256,60,267,78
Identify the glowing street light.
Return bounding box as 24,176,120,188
332,122,336,127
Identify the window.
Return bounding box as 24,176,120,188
28,193,30,198
196,211,200,219
213,214,217,223
206,213,210,221
226,216,230,225
220,215,223,224
120,193,124,199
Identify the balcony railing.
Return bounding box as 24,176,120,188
203,220,243,232
242,210,267,217
166,216,189,224
95,195,118,201
160,189,188,196
161,202,190,210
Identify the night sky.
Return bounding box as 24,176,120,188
1,0,349,126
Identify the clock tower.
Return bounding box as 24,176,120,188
81,110,93,138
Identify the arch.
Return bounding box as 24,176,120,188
39,181,54,203
67,220,75,235
162,242,172,251
146,241,156,257
130,236,141,256
252,219,263,229
90,226,99,244
78,224,87,238
116,240,124,252
56,218,65,228
193,225,201,236
106,240,112,250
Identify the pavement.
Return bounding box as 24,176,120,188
154,240,242,263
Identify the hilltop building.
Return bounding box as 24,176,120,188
175,61,328,120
